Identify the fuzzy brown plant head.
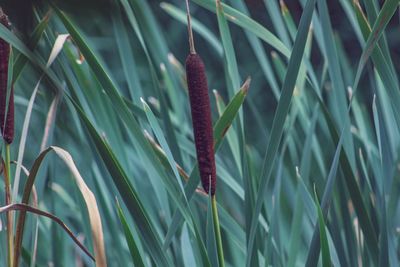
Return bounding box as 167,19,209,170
186,53,216,195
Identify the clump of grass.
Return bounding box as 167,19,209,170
0,8,102,267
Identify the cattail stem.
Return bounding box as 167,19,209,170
185,0,196,54
4,143,13,267
212,195,224,267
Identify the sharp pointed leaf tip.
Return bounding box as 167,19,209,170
242,77,251,94
280,0,288,13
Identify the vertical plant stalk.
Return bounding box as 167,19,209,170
212,195,224,267
185,1,224,265
4,144,13,267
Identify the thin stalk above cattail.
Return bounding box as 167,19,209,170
185,0,196,55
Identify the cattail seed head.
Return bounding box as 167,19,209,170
186,53,216,195
0,9,14,144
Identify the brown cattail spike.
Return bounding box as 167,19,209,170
186,53,216,195
0,9,13,144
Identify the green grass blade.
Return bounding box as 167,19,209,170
213,90,241,183
68,96,172,267
286,181,304,267
160,2,223,56
246,1,316,265
111,2,142,104
263,0,291,46
141,98,186,197
279,1,297,41
307,87,379,264
363,0,397,81
120,0,184,165
116,199,146,267
372,96,389,267
317,0,355,164
13,10,51,82
53,5,198,227
303,2,400,263
353,1,400,133
314,187,332,267
230,0,280,100
352,0,400,93
206,194,219,267
216,0,241,97
192,0,290,57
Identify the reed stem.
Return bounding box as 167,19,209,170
212,195,224,267
4,143,13,267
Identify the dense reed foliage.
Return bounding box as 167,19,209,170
0,0,399,266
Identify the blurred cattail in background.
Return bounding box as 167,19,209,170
0,8,14,144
